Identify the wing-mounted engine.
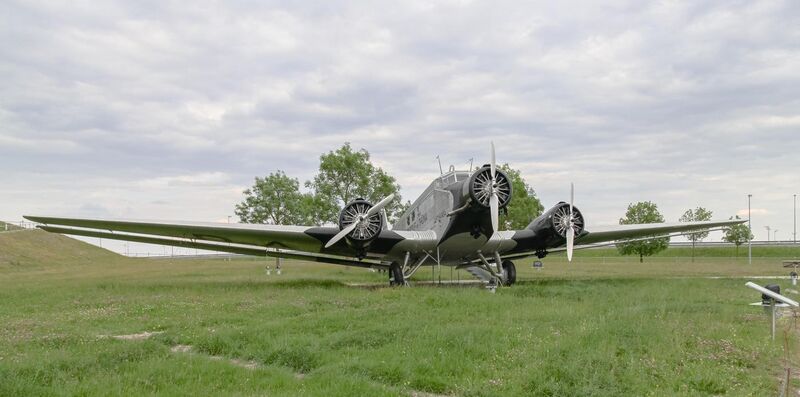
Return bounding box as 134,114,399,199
525,202,585,248
323,194,396,257
337,198,384,249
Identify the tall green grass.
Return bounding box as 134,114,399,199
1,230,798,396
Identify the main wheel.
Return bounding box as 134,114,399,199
389,262,405,286
502,260,516,286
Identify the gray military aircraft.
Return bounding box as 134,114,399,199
25,144,743,286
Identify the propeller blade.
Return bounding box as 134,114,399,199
366,193,395,217
490,142,496,180
570,182,574,210
490,192,499,232
325,221,358,248
566,227,574,262
567,182,575,262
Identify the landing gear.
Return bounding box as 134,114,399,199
470,224,483,239
502,260,516,286
389,262,405,286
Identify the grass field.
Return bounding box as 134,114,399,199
2,230,800,396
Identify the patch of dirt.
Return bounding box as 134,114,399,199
226,357,260,370
170,344,192,353
169,343,260,370
410,391,450,397
109,331,164,340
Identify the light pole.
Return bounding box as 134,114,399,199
748,194,752,264
774,229,779,242
765,226,771,242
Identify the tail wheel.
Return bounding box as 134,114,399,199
502,260,516,286
389,262,405,286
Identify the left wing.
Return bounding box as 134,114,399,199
23,216,438,268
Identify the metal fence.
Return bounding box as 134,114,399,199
1,220,37,231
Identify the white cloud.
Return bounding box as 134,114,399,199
137,172,231,188
1,0,798,252
737,208,770,217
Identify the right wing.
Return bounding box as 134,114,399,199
576,219,745,245
24,216,438,268
497,218,745,262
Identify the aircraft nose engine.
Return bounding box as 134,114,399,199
465,165,512,211
337,198,384,246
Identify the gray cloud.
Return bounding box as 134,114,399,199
2,0,799,253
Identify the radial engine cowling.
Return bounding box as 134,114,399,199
337,198,384,249
525,202,585,247
463,165,513,210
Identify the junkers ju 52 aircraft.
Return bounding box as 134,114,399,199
26,144,742,287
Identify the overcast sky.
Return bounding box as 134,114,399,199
2,1,799,253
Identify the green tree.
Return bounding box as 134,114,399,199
616,201,670,263
235,171,319,225
498,164,544,230
307,143,402,224
390,200,412,228
722,216,753,257
679,207,713,262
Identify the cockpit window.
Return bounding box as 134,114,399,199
440,171,469,186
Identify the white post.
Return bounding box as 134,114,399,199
748,194,752,265
771,302,776,340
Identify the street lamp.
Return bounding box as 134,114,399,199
748,194,752,265
774,229,779,242
765,226,771,242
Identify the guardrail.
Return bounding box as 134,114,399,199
668,241,800,247
1,221,38,231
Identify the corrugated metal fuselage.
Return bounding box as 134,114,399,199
387,171,521,266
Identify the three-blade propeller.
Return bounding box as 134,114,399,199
325,193,395,248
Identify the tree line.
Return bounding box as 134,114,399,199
235,143,545,230
616,203,752,262
236,143,753,261
235,143,404,226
